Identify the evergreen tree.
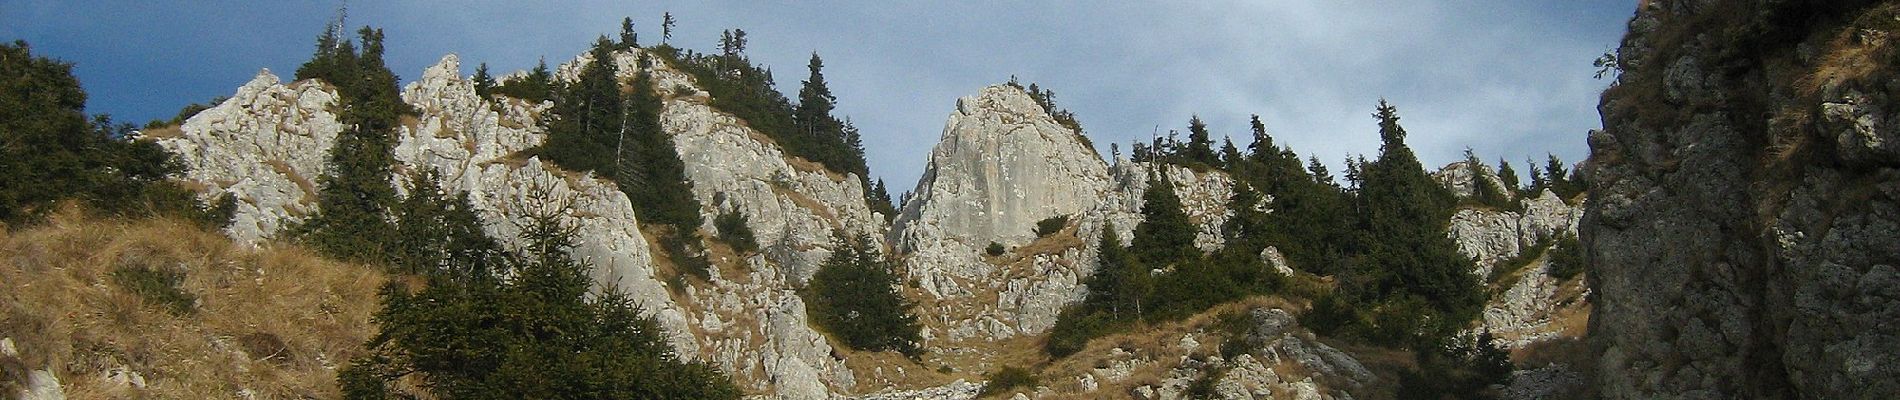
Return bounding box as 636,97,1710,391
493,58,554,103
1544,154,1575,198
540,38,624,175
0,41,213,224
1308,156,1335,186
1527,160,1547,194
791,53,869,177
390,170,502,278
1464,148,1508,208
661,12,676,45
1219,136,1242,170
868,178,898,222
618,17,638,49
615,56,704,230
1129,170,1198,267
1182,116,1217,166
1085,222,1148,318
472,62,496,99
296,26,412,264
1496,158,1520,195
1343,100,1482,344
806,234,921,356
341,187,739,399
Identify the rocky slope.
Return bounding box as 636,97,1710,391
1437,161,1588,350
1588,0,1900,398
155,48,877,398
891,85,1233,349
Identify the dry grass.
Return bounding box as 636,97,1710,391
1035,297,1309,399
769,183,842,231
138,125,184,140
785,157,848,183
0,210,386,399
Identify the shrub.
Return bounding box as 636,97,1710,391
986,241,1006,256
110,266,196,315
977,366,1039,398
1034,215,1069,237
806,234,922,356
1545,233,1585,280
715,209,759,254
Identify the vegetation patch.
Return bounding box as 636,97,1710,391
977,366,1039,398
109,265,197,315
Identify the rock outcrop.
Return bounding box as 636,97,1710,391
1587,1,1900,398
891,85,1234,346
157,50,870,398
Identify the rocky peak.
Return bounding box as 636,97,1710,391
891,84,1112,298
1432,160,1511,200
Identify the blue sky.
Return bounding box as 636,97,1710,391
4,1,1635,192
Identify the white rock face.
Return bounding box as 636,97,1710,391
160,52,858,399
156,70,342,245
3,337,65,400
1131,308,1368,400
1433,159,1513,200
891,85,1236,345
1446,190,1581,278
892,85,1113,298
1436,161,1587,350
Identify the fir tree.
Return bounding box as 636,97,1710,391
806,234,921,356
1183,116,1218,166
1130,170,1198,267
1496,158,1520,195
1308,156,1335,187
616,53,704,230
618,17,638,49
1219,136,1243,170
472,62,496,99
661,12,676,45
1345,100,1482,344
494,58,554,103
541,37,625,175
1085,222,1148,318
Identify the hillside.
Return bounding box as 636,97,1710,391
0,210,385,399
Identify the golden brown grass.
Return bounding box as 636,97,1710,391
0,210,385,399
1034,297,1309,400
138,125,184,139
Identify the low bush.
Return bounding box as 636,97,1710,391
110,265,197,315
1545,233,1585,280
1034,215,1069,237
715,209,759,254
986,241,1006,256
977,366,1040,398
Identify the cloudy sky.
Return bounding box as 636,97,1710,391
5,1,1635,192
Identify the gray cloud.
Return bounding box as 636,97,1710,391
7,1,1633,192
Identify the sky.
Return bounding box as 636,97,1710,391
3,1,1636,193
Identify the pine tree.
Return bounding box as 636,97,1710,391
1464,148,1508,208
1183,116,1217,166
1496,158,1520,195
296,26,411,264
806,234,921,356
1308,156,1335,187
494,58,554,103
541,38,624,175
472,62,496,99
1544,154,1573,198
1348,100,1482,344
792,53,867,177
1085,222,1148,318
661,12,676,45
1130,170,1198,267
1219,137,1242,170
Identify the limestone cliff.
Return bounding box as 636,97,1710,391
1588,1,1900,398
890,85,1233,348
156,49,876,398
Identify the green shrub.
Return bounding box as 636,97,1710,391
986,242,1006,256
1034,215,1069,237
715,209,759,254
977,366,1040,398
806,234,922,356
1044,308,1114,357
110,266,196,315
1545,233,1585,280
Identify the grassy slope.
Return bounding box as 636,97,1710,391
0,210,385,399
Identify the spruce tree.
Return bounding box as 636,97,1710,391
615,56,703,230
296,26,411,264
1086,222,1148,318
618,17,638,49
1496,158,1521,195
1349,100,1482,344
1183,116,1217,166
472,62,496,99
1130,170,1198,267
541,38,624,175
806,234,921,356
494,58,553,103
1219,137,1242,170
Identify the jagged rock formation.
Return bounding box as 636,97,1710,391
157,50,872,398
1435,160,1588,349
890,86,1233,346
2,338,64,400
1588,1,1900,398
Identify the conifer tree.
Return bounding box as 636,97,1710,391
542,38,624,175
1464,148,1508,208
661,12,676,45
1496,158,1520,195
472,62,496,99
1130,171,1198,267
618,17,638,49
806,234,921,356
296,26,411,264
494,58,554,103
615,55,703,230
1347,100,1482,344
1308,156,1335,187
1183,116,1217,166
1219,137,1243,170
1086,222,1148,318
